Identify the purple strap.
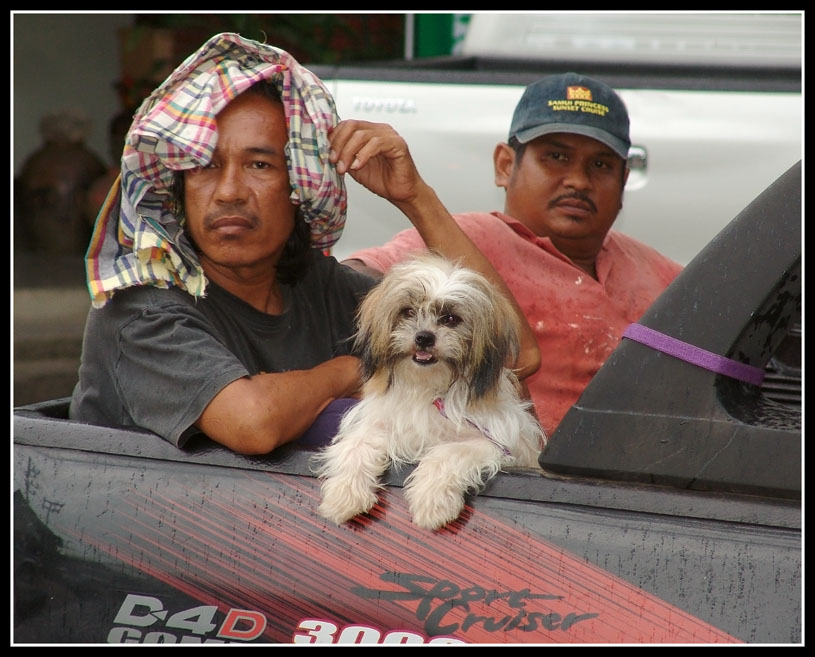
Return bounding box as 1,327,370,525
622,323,765,386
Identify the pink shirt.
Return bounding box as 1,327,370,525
348,211,683,437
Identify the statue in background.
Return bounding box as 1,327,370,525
15,109,106,255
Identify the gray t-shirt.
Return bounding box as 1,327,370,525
69,251,375,446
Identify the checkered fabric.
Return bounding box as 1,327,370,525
85,32,346,308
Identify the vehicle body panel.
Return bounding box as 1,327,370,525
14,432,800,644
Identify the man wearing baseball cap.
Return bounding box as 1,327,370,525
345,72,683,438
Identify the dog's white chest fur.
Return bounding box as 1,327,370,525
342,384,509,463
313,253,546,531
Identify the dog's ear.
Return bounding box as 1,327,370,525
468,330,516,399
467,280,521,399
354,286,382,380
469,346,505,399
353,274,403,381
356,332,378,381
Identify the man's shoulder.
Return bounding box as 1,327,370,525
453,211,504,221
452,211,531,248
298,249,377,300
94,284,204,324
451,211,511,229
347,211,521,272
108,283,198,307
605,230,684,272
607,229,669,254
81,284,209,345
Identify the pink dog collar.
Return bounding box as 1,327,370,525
433,398,512,456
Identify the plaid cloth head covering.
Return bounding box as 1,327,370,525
85,32,346,308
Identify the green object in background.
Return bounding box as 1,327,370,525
413,14,471,57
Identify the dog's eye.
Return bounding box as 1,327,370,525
439,313,462,328
400,308,416,319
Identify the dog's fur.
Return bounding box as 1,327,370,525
314,252,546,530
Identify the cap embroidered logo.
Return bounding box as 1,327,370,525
566,86,592,101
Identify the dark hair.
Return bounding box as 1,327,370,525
508,136,528,163
275,209,313,286
242,78,283,104
170,79,313,285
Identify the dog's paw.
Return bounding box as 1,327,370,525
404,485,466,531
318,477,379,525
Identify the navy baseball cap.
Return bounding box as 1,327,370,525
509,72,631,159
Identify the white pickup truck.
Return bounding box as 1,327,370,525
309,12,802,265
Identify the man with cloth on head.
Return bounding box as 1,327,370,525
345,73,684,438
69,32,539,455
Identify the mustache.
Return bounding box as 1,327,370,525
549,192,597,213
203,204,259,229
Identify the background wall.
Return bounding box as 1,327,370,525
12,12,416,176
13,13,136,175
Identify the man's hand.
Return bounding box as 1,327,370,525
329,120,427,206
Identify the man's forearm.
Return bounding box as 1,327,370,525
195,356,362,454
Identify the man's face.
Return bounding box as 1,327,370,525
182,91,295,273
498,132,628,256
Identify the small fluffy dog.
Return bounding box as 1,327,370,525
314,252,546,531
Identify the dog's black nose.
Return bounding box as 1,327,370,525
414,331,435,348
